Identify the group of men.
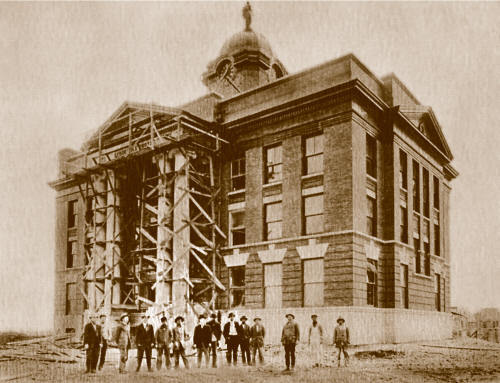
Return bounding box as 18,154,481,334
82,310,350,375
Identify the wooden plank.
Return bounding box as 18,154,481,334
190,248,225,290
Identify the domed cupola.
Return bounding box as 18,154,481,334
202,2,287,98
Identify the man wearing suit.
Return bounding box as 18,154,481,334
223,312,241,366
172,316,190,369
135,314,155,372
193,314,212,368
155,316,172,370
83,314,101,373
207,313,221,367
97,314,111,370
250,317,266,365
239,316,251,365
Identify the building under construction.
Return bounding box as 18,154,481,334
50,4,458,344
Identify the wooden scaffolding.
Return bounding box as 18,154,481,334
65,103,227,322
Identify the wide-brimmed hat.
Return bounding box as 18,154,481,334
254,317,262,322
228,312,235,318
160,316,167,322
311,314,318,319
337,316,345,323
240,316,248,321
210,313,217,319
199,314,207,320
286,313,295,319
175,316,184,323
119,313,129,321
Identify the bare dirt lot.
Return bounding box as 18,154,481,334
1,338,500,382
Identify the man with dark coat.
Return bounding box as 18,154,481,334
193,315,212,368
83,314,101,373
155,316,171,370
97,313,111,370
239,316,251,365
250,317,266,365
208,313,222,368
135,314,155,372
207,313,222,367
172,316,190,369
223,312,241,366
281,313,300,371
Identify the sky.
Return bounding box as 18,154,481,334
0,1,499,332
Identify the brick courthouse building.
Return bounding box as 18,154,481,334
50,5,457,344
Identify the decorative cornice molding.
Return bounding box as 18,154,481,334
296,243,329,260
224,252,250,267
257,248,287,264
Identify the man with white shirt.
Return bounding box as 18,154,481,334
222,312,241,366
97,314,111,370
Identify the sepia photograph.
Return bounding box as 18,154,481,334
0,1,499,382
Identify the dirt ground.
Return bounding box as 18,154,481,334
1,338,500,383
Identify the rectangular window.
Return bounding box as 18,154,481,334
68,200,77,228
303,194,324,235
412,161,420,212
264,263,282,308
367,260,378,307
303,258,324,306
65,283,76,315
423,219,430,243
265,144,282,184
400,206,408,243
264,202,282,240
231,157,246,191
229,210,245,246
66,240,76,269
366,134,377,178
424,242,430,276
414,238,421,274
423,168,430,217
434,224,440,256
367,196,377,237
400,264,409,309
303,134,324,175
229,266,245,308
433,176,440,209
399,150,408,189
435,274,441,311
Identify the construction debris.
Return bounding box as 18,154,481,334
0,334,81,364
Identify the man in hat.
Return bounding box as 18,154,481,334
207,313,222,367
307,314,324,367
223,312,241,365
172,316,189,368
155,316,171,370
281,313,300,371
193,314,212,368
250,317,265,365
83,313,101,373
239,316,251,365
135,314,155,372
334,316,350,366
97,313,111,371
115,313,131,374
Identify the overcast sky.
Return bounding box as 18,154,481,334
0,1,499,332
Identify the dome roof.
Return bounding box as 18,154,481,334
219,29,273,59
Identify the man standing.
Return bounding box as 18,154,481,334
172,316,190,369
97,314,111,371
239,316,251,365
115,313,131,374
250,317,265,365
193,315,212,368
155,316,171,370
281,313,300,372
334,316,350,367
207,313,221,368
307,314,324,367
223,312,240,366
83,314,101,374
135,314,155,372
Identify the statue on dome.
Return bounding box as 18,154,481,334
242,2,252,31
